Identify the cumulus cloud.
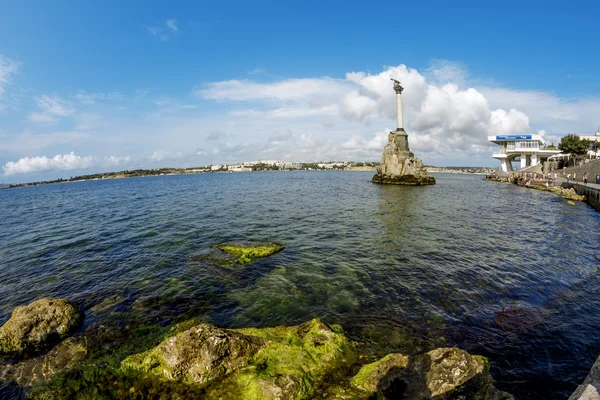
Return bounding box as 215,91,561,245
28,95,75,124
104,155,131,166
198,62,536,159
2,152,96,176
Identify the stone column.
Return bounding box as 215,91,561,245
392,80,404,131
396,92,403,130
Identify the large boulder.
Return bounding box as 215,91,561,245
122,323,266,385
0,298,83,356
352,347,513,400
372,130,436,186
123,318,351,400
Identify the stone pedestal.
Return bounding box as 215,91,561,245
372,129,436,186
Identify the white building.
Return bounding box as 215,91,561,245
488,134,560,172
572,131,600,158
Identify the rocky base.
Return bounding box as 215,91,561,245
373,131,436,186
373,170,437,185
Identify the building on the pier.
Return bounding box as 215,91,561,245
487,134,560,172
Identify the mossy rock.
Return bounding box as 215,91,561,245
121,323,266,385
0,298,83,356
351,348,513,400
189,241,285,267
121,318,351,400
205,318,352,399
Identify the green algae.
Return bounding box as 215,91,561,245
214,242,285,264
204,318,354,399
28,319,206,399
117,318,354,400
475,355,491,373
188,241,285,268
351,353,409,393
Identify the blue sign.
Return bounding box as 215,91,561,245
495,135,532,140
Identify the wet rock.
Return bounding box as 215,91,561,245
569,355,600,400
351,353,409,392
189,241,285,267
1,337,87,387
0,298,84,356
122,323,266,385
549,187,586,201
206,318,351,399
352,347,513,400
124,318,351,399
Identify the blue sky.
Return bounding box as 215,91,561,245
1,0,599,182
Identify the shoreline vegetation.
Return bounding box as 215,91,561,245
2,164,493,189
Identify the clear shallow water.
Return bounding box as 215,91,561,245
1,171,600,399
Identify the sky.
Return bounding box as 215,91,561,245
0,0,599,183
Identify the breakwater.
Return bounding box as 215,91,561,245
561,182,600,211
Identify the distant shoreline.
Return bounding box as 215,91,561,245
3,166,494,189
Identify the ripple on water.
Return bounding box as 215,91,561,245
0,172,599,399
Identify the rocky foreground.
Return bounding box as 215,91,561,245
0,298,518,399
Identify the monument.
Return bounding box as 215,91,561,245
372,79,436,185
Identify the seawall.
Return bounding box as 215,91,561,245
561,182,600,211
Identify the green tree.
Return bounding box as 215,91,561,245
558,134,591,156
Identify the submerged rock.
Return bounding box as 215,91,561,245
352,347,513,400
549,187,586,202
1,337,87,387
122,323,266,385
0,298,83,356
189,241,285,267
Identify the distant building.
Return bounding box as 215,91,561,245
571,131,600,158
488,134,560,172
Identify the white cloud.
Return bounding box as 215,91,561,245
340,91,378,121
145,19,179,41
75,91,123,105
74,113,103,130
0,131,89,153
28,95,75,124
151,150,183,162
3,152,96,176
166,19,178,31
198,63,537,160
104,155,131,166
198,78,349,102
0,55,19,111
0,55,18,96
